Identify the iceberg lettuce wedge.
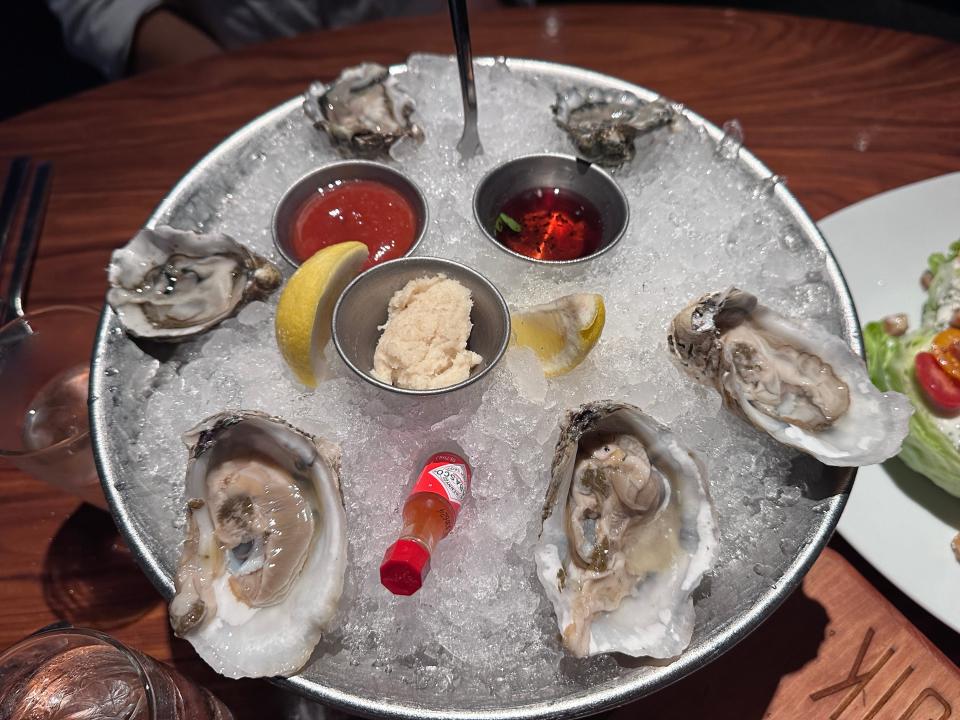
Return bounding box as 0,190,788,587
864,241,960,497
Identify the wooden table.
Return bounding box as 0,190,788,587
1,5,958,718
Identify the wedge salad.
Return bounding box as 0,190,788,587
865,240,960,498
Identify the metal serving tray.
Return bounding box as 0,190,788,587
90,57,855,719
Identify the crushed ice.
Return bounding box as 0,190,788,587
125,54,842,702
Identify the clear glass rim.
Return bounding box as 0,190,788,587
0,623,158,719
0,304,100,458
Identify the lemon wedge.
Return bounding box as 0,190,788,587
275,241,368,387
510,293,605,377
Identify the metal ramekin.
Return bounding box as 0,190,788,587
332,257,510,395
473,153,629,265
272,160,429,267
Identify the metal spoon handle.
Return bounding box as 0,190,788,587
448,0,482,158
6,162,52,322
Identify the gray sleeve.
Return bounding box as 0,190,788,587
46,0,163,78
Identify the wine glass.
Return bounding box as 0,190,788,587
0,305,105,508
0,624,233,719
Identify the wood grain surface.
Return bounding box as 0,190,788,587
0,4,959,718
609,549,960,720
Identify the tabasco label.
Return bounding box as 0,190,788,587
412,452,472,513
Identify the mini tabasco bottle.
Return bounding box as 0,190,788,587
379,451,472,596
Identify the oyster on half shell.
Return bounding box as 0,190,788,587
304,63,424,159
552,87,677,168
169,411,347,679
534,402,718,659
107,226,281,342
668,288,913,466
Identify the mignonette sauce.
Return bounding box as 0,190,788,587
494,186,603,261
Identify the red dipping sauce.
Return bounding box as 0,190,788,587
495,187,603,261
293,179,417,270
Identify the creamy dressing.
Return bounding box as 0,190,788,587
931,257,960,325
934,412,960,447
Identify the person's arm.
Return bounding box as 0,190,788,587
46,0,220,78
128,7,221,74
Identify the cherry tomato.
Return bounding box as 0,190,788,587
915,351,960,415
931,327,960,383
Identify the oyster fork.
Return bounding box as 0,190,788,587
448,0,483,160
0,156,53,326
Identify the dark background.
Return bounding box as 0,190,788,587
1,1,959,120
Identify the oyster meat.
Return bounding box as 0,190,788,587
304,63,424,158
534,402,718,658
668,288,913,466
169,411,347,678
552,87,677,168
107,226,281,342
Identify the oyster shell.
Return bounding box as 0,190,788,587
169,410,347,678
552,87,676,167
534,401,718,658
107,226,281,342
304,63,424,158
668,288,913,466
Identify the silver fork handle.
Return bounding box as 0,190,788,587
4,162,52,324
0,157,29,282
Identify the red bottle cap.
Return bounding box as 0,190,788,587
380,539,431,596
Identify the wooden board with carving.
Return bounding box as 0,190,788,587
611,548,959,720
781,551,957,720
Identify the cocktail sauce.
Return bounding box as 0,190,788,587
495,187,603,261
292,179,416,270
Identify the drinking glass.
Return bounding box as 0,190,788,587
0,305,105,508
0,624,234,719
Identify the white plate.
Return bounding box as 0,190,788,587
820,172,960,632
